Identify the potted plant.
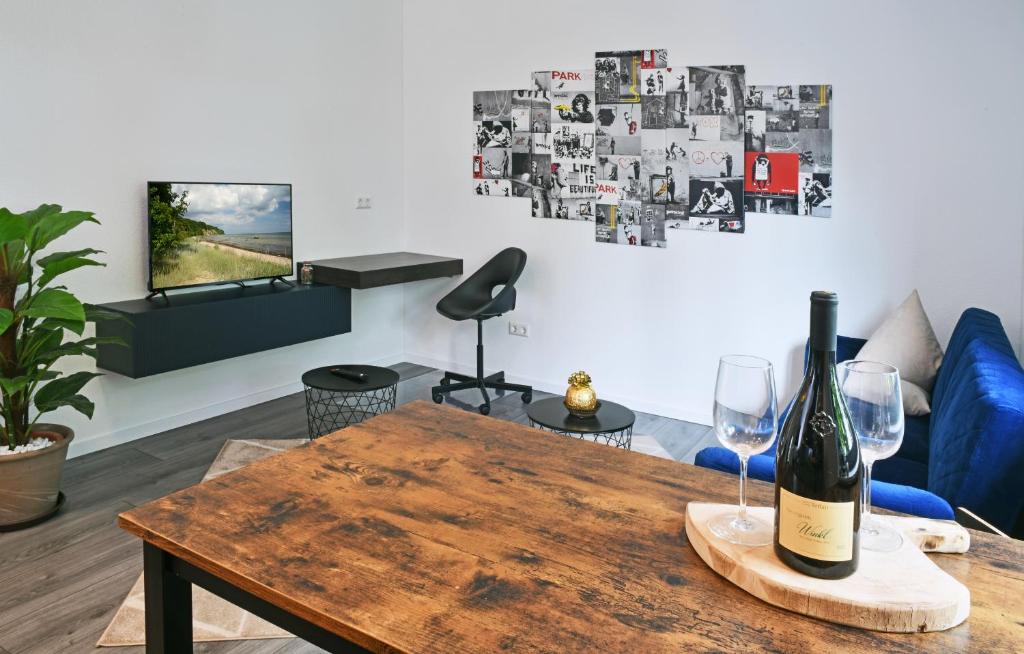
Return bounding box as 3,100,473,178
0,204,118,530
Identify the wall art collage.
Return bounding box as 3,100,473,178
472,47,832,248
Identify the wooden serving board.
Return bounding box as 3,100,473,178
685,502,971,633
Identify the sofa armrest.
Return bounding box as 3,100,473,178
928,309,1024,536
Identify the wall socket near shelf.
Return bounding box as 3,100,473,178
355,197,372,209
508,321,530,337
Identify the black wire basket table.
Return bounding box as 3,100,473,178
525,397,635,450
302,365,399,439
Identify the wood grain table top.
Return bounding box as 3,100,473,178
118,401,1024,653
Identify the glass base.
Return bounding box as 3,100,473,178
708,511,773,546
861,515,904,552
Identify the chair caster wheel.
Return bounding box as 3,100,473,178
432,393,443,404
521,392,532,403
479,404,491,416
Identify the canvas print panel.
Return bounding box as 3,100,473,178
474,179,512,197
799,172,832,218
595,51,643,104
474,90,514,121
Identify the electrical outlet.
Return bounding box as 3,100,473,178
508,321,529,337
355,197,372,210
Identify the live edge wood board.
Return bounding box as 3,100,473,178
119,401,1024,653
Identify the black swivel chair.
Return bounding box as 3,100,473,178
431,247,533,415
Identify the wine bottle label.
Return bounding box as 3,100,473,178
778,487,854,562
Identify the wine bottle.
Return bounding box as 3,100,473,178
774,291,862,579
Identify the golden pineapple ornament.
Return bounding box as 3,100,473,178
564,371,599,417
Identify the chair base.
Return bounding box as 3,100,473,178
431,370,533,415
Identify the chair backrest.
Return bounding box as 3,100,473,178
437,247,527,320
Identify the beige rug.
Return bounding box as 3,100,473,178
98,439,306,647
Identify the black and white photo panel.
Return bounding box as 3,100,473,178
640,203,667,248
595,51,643,104
595,104,640,137
798,172,832,218
688,178,744,232
474,90,514,122
473,179,512,197
689,140,743,179
641,94,668,129
799,84,831,129
597,133,641,156
552,90,596,125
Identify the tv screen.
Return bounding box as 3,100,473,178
147,182,293,291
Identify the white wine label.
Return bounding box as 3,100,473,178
778,487,854,562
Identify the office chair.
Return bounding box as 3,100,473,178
431,247,533,415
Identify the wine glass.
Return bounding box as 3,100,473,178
709,355,778,546
838,360,905,552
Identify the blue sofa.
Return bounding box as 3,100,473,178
695,308,1024,537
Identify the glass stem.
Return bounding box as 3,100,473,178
738,455,749,522
863,461,873,520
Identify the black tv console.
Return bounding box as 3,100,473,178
91,283,351,378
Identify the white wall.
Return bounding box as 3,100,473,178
3,1,1023,456
402,0,1024,424
0,0,407,456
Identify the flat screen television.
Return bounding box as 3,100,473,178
147,181,293,291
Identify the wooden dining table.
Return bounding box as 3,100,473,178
118,401,1024,653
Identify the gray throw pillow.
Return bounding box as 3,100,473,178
901,379,932,416
856,289,944,395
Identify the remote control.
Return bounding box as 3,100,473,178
329,367,368,383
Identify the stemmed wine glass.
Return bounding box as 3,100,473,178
838,360,906,553
709,355,778,546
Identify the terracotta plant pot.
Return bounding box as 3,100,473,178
0,424,73,530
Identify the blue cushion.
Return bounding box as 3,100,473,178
872,455,929,490
927,309,1024,534
693,447,955,520
898,414,931,465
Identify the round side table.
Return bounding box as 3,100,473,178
302,365,399,439
526,397,635,450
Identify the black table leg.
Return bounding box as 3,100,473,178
144,542,192,653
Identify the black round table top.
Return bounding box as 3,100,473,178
526,397,635,434
301,365,400,393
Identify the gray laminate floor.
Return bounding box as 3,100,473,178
0,363,714,654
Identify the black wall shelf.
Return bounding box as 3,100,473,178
302,252,463,289
92,283,351,378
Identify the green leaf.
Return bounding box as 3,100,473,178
37,248,103,267
36,335,121,363
37,317,85,335
0,209,29,243
85,305,128,324
25,206,98,251
34,371,102,414
0,375,31,395
21,288,84,322
18,324,62,361
0,308,13,334
37,256,103,288
63,394,95,418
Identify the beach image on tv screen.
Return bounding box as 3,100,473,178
148,182,292,289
